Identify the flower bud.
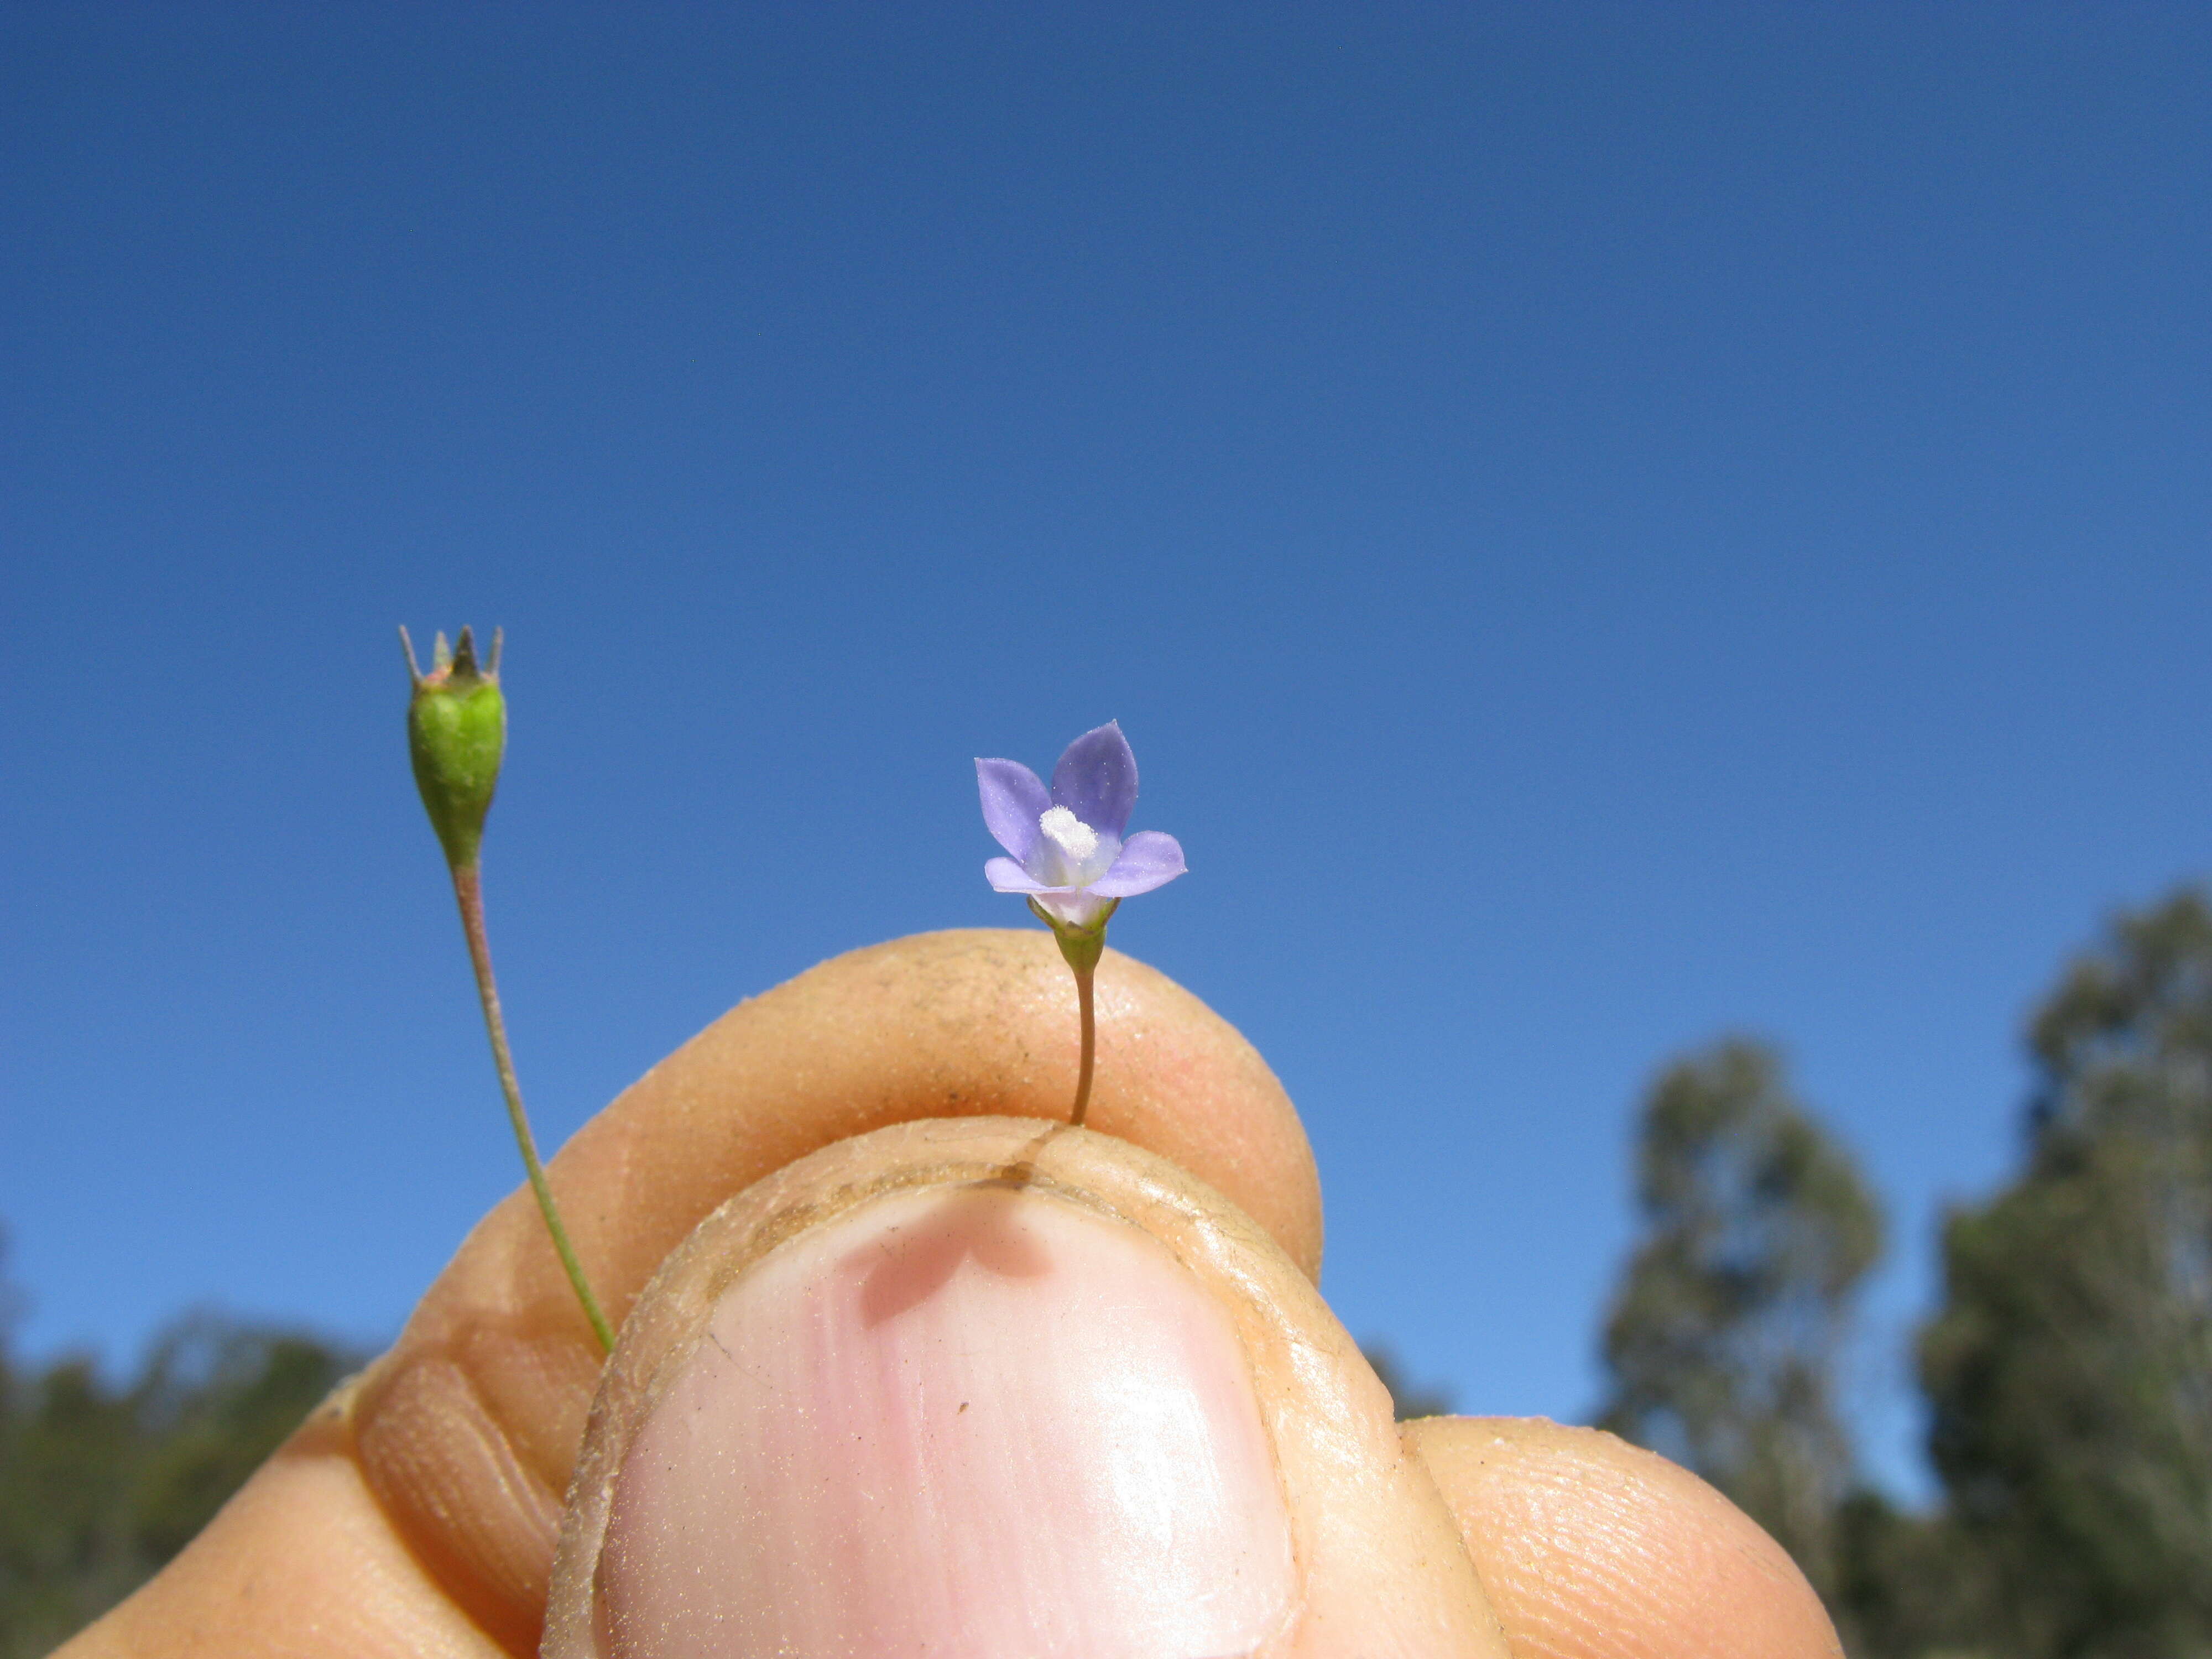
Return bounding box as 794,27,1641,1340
402,625,505,870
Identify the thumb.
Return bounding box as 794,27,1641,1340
548,1117,1505,1659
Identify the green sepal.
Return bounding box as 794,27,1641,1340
1028,896,1118,973
402,625,506,870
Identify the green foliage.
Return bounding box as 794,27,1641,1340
0,1270,360,1658
1597,1037,1884,1602
1917,890,2212,1659
1830,1489,2001,1658
0,1352,143,1658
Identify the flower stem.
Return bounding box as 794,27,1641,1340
1070,958,1097,1128
1031,899,1116,1130
450,862,616,1353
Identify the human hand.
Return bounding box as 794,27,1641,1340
61,931,1841,1658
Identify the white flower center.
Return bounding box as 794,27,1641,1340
1039,806,1099,864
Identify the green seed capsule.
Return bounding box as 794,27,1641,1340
402,625,505,870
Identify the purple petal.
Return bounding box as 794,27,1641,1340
975,758,1050,860
985,855,1058,894
1050,721,1139,838
1088,831,1187,898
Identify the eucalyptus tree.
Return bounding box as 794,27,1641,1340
0,1254,358,1658
1919,890,2212,1659
1598,1038,1884,1603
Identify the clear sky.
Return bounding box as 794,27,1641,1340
5,3,2209,1499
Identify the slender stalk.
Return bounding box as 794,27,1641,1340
1070,959,1097,1128
450,862,615,1353
1031,898,1115,1129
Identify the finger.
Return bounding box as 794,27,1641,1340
1402,1417,1844,1659
545,1117,1509,1659
63,930,1321,1657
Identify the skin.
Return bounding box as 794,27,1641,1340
59,929,1843,1659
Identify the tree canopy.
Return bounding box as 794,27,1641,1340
0,1261,359,1659
1597,1037,1885,1601
1917,891,2212,1659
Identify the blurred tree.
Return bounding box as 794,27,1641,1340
123,1316,360,1567
0,1239,361,1657
1829,1488,1999,1658
1918,889,2212,1659
1597,1038,1884,1605
0,1348,143,1657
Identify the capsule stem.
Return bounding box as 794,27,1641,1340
451,859,615,1353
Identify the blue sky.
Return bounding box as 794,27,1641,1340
5,3,2209,1498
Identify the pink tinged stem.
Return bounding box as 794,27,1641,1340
1032,898,1115,1130
451,862,617,1353
1071,959,1097,1129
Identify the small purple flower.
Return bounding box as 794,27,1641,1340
975,721,1186,932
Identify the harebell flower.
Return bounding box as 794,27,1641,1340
975,722,1186,1125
